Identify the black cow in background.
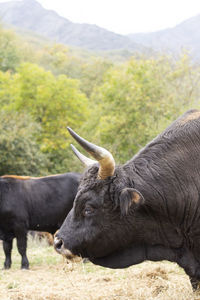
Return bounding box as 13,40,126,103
0,172,81,269
55,110,200,290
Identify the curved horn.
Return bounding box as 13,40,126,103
67,127,115,179
71,144,97,167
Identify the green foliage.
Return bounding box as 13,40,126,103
84,55,200,164
39,44,83,78
79,58,113,97
14,63,88,152
38,44,113,97
0,71,19,108
0,62,88,173
0,111,49,176
0,26,21,72
1,24,200,175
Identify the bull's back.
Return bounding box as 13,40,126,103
0,173,81,233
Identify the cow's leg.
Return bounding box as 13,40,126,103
189,276,199,290
3,239,13,269
16,231,29,269
189,265,200,290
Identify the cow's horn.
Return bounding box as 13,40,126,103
67,127,115,179
71,144,97,166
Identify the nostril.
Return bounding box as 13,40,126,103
54,237,64,252
56,239,63,249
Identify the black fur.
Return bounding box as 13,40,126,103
0,172,81,269
57,110,200,289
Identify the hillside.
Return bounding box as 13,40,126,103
128,14,200,59
1,0,200,59
0,0,144,52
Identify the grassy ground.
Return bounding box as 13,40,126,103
0,237,199,300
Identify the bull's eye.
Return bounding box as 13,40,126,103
83,206,94,217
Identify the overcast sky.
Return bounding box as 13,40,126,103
1,0,200,34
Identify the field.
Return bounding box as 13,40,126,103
0,237,199,300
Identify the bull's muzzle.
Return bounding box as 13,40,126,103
54,236,75,259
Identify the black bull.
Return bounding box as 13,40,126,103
55,110,200,289
0,172,81,269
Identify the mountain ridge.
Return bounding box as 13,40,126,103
128,14,200,59
1,0,200,59
0,0,144,52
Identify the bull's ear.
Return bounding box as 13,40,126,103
119,188,144,216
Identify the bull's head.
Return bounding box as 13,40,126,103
54,128,145,261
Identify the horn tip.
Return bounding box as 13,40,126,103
70,144,80,157
67,127,75,137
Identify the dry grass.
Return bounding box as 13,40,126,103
0,238,199,300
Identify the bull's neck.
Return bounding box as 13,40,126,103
121,157,185,248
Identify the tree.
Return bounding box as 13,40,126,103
39,44,84,79
0,71,20,109
0,26,21,72
79,58,113,98
0,111,49,176
10,63,89,172
84,55,200,164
